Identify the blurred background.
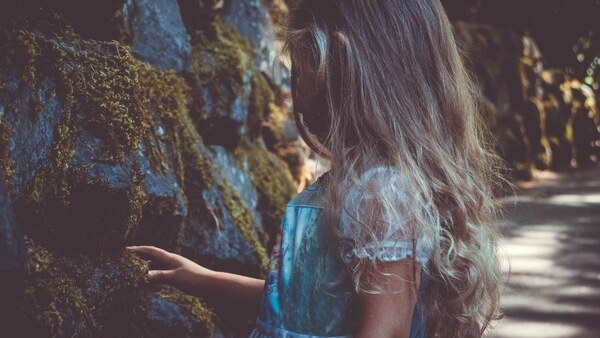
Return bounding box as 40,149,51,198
0,0,598,337
441,2,600,337
443,0,600,177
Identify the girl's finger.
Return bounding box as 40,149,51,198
126,246,174,265
147,269,175,284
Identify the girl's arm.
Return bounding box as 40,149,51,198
354,260,421,338
126,245,264,317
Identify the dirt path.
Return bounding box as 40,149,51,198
486,167,600,338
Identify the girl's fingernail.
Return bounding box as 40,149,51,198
147,271,158,282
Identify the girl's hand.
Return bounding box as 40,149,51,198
126,245,215,296
128,245,265,317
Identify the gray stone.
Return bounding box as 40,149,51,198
147,297,191,329
133,135,188,250
209,145,262,230
223,0,275,74
197,67,253,149
0,174,28,273
223,0,291,91
122,0,192,72
72,130,136,190
0,66,64,198
179,144,265,277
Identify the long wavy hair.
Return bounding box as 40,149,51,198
282,0,505,337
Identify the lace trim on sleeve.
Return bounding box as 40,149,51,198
343,239,432,266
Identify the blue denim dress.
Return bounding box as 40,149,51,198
249,169,431,338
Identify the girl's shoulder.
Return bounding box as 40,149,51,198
339,165,434,267
286,172,329,209
345,165,408,203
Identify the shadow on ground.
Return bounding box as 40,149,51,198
486,167,600,338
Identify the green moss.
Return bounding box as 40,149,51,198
135,64,269,271
137,59,269,270
71,45,144,155
156,286,215,335
16,29,44,117
26,237,54,273
3,12,148,179
102,284,215,338
191,18,252,96
0,7,277,337
248,74,301,182
247,72,276,140
262,0,290,26
218,177,269,273
186,15,288,147
136,66,217,218
261,99,290,150
182,10,290,266
84,250,149,322
0,13,157,253
267,103,289,143
7,237,155,337
16,237,98,337
22,22,144,171
235,144,296,251
134,65,213,251
178,118,269,273
0,121,14,186
136,64,192,178
188,18,255,140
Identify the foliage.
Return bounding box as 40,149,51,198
442,0,600,89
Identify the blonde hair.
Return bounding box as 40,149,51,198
283,0,506,337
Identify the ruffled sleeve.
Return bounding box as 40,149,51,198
338,166,433,267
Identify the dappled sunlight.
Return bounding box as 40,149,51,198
502,257,554,274
546,193,600,205
490,320,584,338
488,168,600,338
503,242,557,259
510,192,600,206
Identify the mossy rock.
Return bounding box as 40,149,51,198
135,60,270,276
102,285,214,338
264,0,289,27
188,18,256,149
1,235,215,338
128,65,193,252
0,171,28,274
0,3,303,337
0,29,67,197
14,241,98,338
178,142,270,277
0,14,149,254
121,0,192,72
1,237,150,337
235,143,296,252
257,86,306,183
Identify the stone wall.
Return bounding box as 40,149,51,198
0,0,300,337
454,21,600,178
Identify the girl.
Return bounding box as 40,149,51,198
128,0,504,337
